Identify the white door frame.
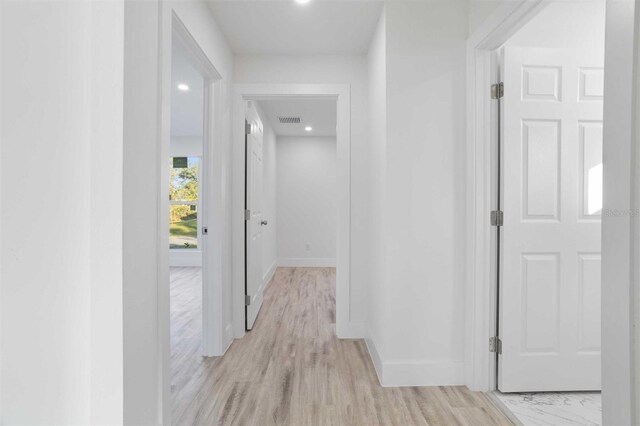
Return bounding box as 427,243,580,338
465,0,550,392
158,7,226,422
232,84,351,339
466,1,639,422
635,10,640,419
601,1,639,424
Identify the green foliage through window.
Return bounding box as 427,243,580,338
170,157,199,249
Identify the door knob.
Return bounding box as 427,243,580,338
261,220,268,226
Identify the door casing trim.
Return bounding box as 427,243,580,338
231,84,353,340
465,0,550,392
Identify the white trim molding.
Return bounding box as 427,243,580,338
635,3,640,421
341,321,366,339
232,84,353,340
380,361,465,388
263,260,277,288
365,338,464,387
465,0,548,393
601,1,639,424
365,338,384,385
278,258,336,268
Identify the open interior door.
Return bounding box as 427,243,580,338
245,102,265,330
498,47,604,392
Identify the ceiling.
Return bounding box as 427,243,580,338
257,98,337,137
206,0,384,55
171,35,204,137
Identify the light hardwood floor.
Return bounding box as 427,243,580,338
170,266,512,425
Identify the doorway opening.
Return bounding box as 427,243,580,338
232,84,353,340
489,1,606,424
242,98,338,331
168,30,206,420
164,18,225,422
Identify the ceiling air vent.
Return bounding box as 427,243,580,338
278,116,301,124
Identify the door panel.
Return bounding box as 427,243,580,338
245,102,264,330
499,47,603,392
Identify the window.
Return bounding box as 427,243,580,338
169,156,199,249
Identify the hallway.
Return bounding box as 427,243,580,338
170,267,511,425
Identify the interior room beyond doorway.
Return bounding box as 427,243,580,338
243,97,338,331
168,29,207,422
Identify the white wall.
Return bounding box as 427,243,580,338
276,136,337,267
123,0,234,423
89,3,126,422
253,102,278,285
170,136,203,157
366,7,387,378
234,55,370,331
505,1,605,50
1,1,124,423
468,0,502,36
123,2,162,422
365,0,468,386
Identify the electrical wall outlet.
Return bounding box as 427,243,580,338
305,243,311,251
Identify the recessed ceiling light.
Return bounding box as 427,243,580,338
305,126,313,132
177,83,189,91
295,0,310,4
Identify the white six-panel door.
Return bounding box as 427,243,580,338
499,47,604,392
245,102,265,330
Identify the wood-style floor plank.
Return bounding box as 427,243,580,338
170,267,512,426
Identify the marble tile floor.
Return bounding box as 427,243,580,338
495,391,601,426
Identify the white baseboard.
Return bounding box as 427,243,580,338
365,338,384,386
263,259,277,287
222,324,233,354
278,257,336,267
364,337,465,387
337,320,366,338
381,359,465,387
169,250,202,267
